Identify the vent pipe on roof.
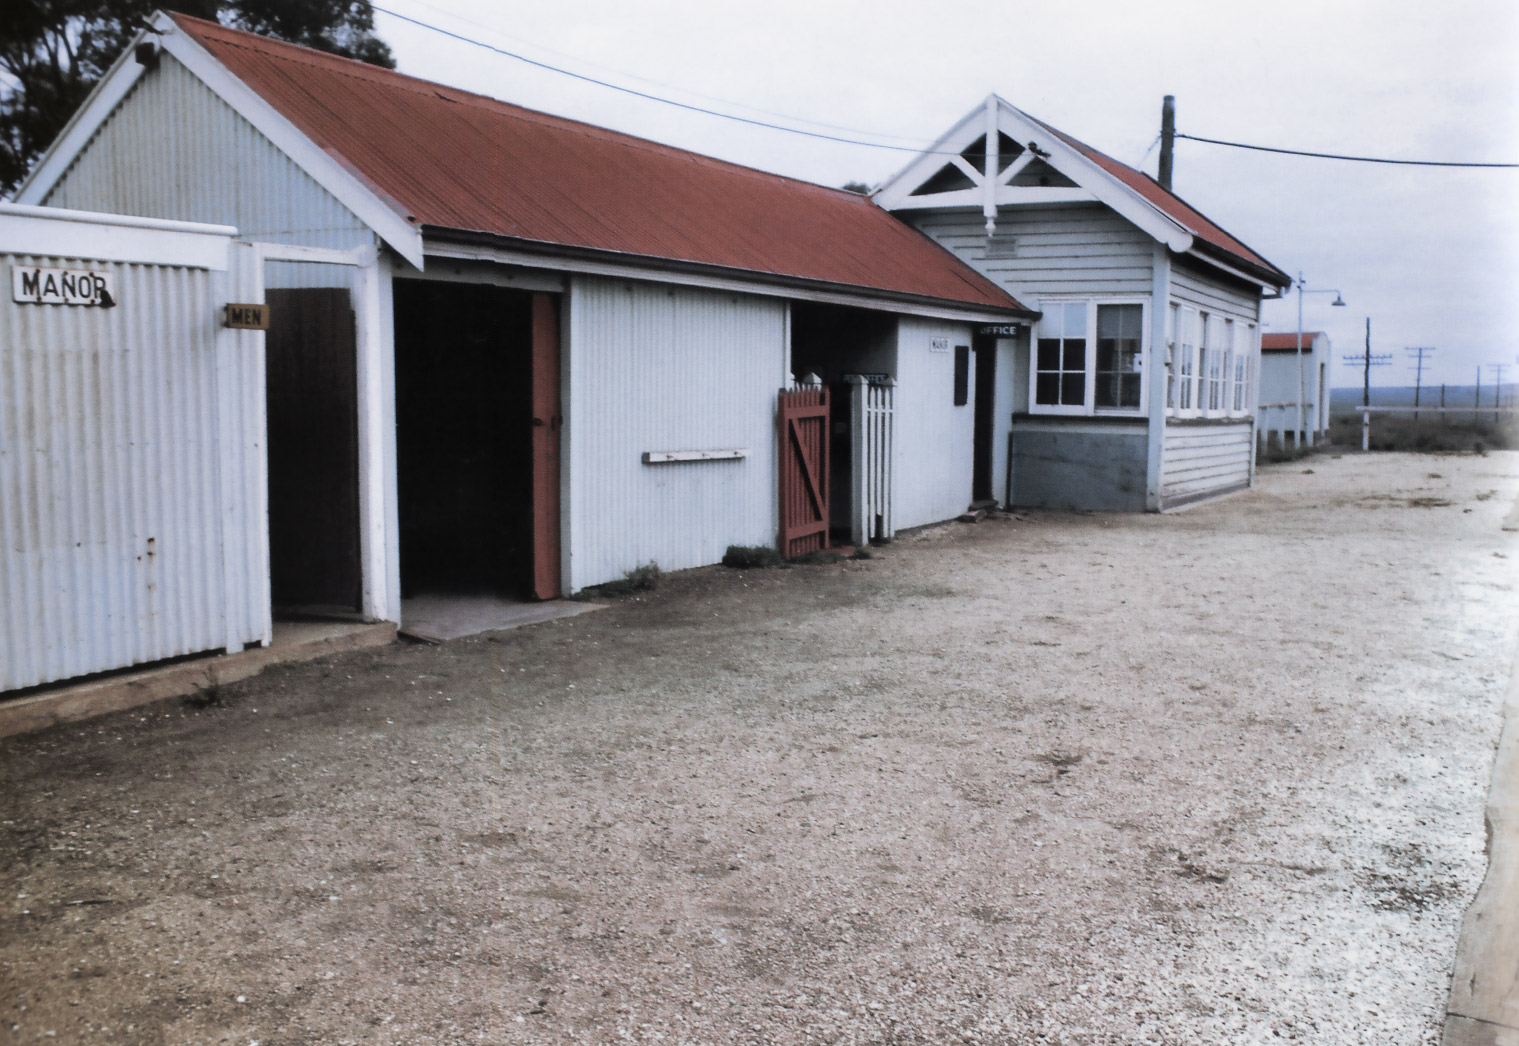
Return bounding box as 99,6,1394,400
1159,95,1175,191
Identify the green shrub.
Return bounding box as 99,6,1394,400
587,561,662,596
722,544,784,569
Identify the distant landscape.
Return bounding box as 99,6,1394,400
1330,384,1515,417
1325,385,1515,452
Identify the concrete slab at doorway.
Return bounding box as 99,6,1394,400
400,595,605,643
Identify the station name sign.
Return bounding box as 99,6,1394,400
12,265,115,307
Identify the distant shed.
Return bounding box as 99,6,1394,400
1259,332,1331,447
0,203,269,690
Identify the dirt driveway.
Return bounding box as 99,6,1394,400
4,452,1516,1046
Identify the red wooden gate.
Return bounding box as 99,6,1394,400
778,386,830,558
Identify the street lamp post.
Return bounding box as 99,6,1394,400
1295,272,1346,448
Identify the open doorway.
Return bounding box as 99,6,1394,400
392,280,558,604
265,287,362,615
972,332,997,505
790,302,896,543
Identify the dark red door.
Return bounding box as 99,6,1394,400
530,293,562,599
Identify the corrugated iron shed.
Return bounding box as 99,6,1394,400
1029,116,1289,287
1261,332,1324,351
170,14,1032,316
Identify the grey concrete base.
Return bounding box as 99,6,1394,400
1444,639,1519,1045
1444,1014,1518,1046
0,621,397,739
399,595,605,643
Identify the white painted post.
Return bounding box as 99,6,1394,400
847,375,868,547
1145,243,1171,510
1362,409,1370,452
983,95,999,236
350,245,391,623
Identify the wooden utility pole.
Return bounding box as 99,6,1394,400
1406,347,1435,420
1158,96,1175,191
1342,318,1389,450
1488,363,1509,423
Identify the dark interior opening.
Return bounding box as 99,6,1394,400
393,280,533,598
790,302,896,541
973,333,997,503
265,286,361,615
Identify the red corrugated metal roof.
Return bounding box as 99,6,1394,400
1028,116,1289,287
170,14,1031,315
1261,332,1323,350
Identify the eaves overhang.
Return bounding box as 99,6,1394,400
422,226,1041,324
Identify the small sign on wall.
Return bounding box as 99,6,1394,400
929,337,951,353
12,265,115,307
224,303,270,330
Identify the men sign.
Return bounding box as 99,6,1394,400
224,303,270,330
12,265,115,306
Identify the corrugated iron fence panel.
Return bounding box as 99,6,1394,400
850,378,894,545
0,245,268,691
778,386,829,558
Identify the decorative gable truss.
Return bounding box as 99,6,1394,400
874,95,1192,252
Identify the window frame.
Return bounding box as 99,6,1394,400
1028,296,1149,418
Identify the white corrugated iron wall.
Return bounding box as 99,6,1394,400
40,57,371,252
40,56,371,292
565,276,788,591
0,232,269,691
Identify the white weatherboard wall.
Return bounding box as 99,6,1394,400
1165,256,1263,501
908,204,1155,300
0,205,270,691
1160,424,1253,505
565,276,788,592
893,317,977,529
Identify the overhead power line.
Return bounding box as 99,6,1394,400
373,5,1519,171
370,3,935,153
1175,132,1518,169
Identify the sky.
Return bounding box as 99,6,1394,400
368,0,1519,389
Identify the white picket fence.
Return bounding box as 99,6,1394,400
847,375,894,546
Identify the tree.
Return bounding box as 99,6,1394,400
841,181,871,195
0,0,394,196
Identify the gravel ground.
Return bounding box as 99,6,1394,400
3,451,1516,1046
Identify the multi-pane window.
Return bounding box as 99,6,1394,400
1166,303,1179,410
1198,311,1212,410
1094,303,1143,409
1203,312,1227,409
1034,302,1087,408
1165,304,1256,418
1221,318,1235,415
1233,321,1254,412
1176,308,1195,410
